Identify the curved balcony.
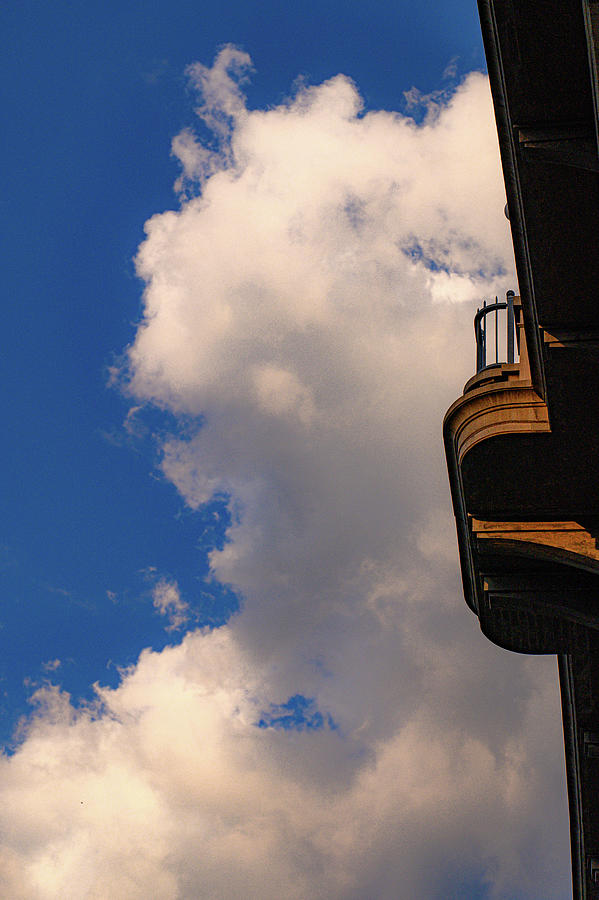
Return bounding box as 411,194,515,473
444,292,599,627
444,292,549,470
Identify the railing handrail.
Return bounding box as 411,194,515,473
475,290,516,372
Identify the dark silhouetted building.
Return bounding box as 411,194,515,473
444,2,599,895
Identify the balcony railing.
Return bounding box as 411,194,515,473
475,290,517,372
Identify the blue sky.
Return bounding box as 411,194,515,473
0,2,571,898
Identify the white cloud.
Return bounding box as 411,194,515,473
0,632,568,899
152,577,190,631
0,48,570,898
40,659,61,673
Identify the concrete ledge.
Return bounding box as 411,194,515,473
443,369,550,466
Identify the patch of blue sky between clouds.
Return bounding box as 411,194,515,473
256,694,337,732
401,237,507,281
437,876,493,900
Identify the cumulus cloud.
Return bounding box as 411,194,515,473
0,631,567,900
0,47,570,899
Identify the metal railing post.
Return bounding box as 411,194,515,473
506,290,515,364
475,300,487,371
495,297,499,364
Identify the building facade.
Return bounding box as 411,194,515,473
444,1,599,895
